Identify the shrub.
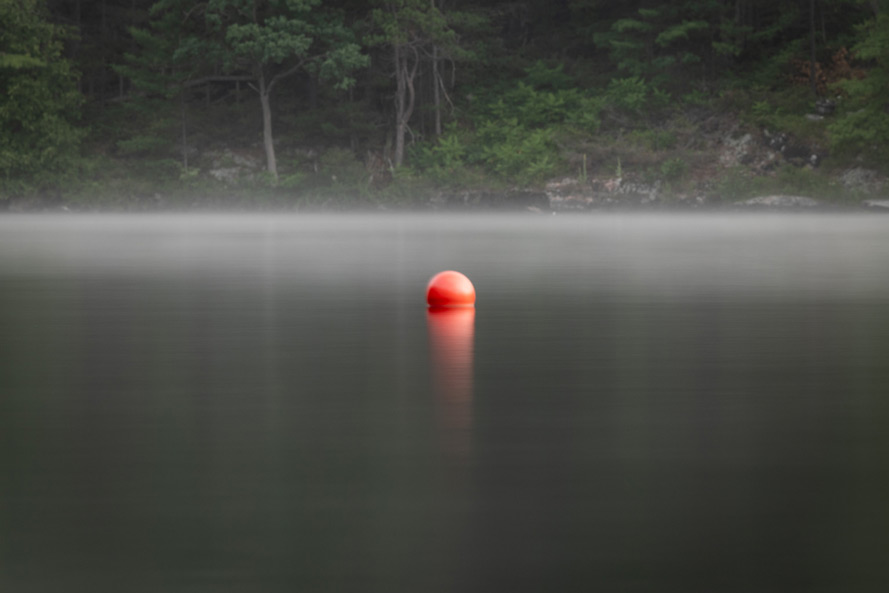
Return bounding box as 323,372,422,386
606,76,650,113
412,129,471,184
318,147,367,188
472,120,559,184
628,129,677,151
660,157,687,180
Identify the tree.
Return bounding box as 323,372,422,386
1,0,82,191
371,0,476,168
208,0,367,182
113,1,205,168
828,0,889,159
138,0,366,183
593,2,713,89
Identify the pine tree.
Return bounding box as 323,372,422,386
828,0,889,160
203,0,366,182
123,0,367,183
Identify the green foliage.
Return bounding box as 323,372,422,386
602,76,670,119
751,100,772,118
288,147,369,195
605,77,649,113
628,129,677,152
4,0,885,205
484,85,603,135
225,18,312,63
409,62,607,185
566,97,604,135
828,8,889,162
487,83,568,127
116,134,171,156
115,13,194,99
0,53,45,69
713,164,844,202
369,0,465,53
412,126,468,183
733,86,828,149
318,147,366,187
278,170,306,189
594,3,713,89
138,0,368,181
523,60,573,89
0,0,82,192
659,157,688,181
746,38,806,88
203,0,367,87
829,106,889,163
453,64,608,183
473,121,557,184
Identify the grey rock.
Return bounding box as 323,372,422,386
719,133,754,167
815,99,836,116
863,199,889,209
435,190,550,211
840,168,885,193
762,129,825,167
617,180,661,203
736,195,820,208
208,167,243,184
204,148,263,184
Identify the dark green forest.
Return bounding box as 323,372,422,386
2,0,888,209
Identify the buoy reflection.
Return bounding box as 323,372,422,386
427,306,475,456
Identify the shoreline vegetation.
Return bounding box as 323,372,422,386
3,1,889,213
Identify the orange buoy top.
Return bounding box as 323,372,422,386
426,270,476,308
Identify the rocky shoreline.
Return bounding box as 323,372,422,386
429,190,889,213
5,186,888,214
429,179,889,213
3,115,888,214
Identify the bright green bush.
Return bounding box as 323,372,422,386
412,128,469,183
414,63,600,185
605,77,649,113
603,76,670,118
473,124,557,184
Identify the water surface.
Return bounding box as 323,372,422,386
1,213,888,592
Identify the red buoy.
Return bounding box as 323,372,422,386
426,270,476,308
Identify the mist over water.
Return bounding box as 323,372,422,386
1,213,888,592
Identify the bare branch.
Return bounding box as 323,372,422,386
267,58,308,95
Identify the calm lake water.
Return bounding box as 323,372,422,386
1,213,888,592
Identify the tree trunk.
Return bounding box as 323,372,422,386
393,43,418,168
809,0,818,97
432,44,442,137
180,94,188,170
259,74,278,182
307,73,318,110
394,43,406,168
75,0,82,94
100,0,107,107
